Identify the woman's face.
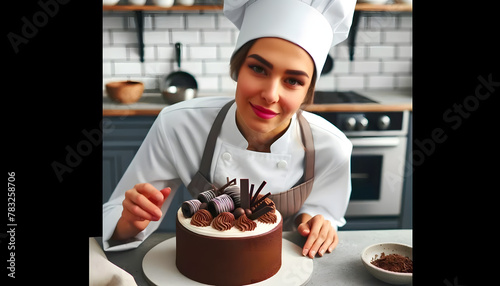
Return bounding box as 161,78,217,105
235,37,314,142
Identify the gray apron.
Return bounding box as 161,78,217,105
187,99,315,229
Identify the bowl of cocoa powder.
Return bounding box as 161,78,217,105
361,243,412,285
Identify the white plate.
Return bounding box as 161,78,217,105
142,237,313,285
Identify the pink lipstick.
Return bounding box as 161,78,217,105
250,103,278,119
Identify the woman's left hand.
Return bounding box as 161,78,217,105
296,213,339,259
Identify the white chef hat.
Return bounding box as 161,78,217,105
224,0,356,81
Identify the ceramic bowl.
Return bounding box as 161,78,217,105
361,243,412,285
103,0,120,5
105,81,144,104
128,0,147,5
153,0,175,7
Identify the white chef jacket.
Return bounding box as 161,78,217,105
102,96,352,251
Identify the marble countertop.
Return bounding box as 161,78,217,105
96,229,412,285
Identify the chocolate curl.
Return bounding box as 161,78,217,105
216,178,236,195
250,181,267,206
240,179,250,210
249,184,254,201
249,206,274,220
251,192,271,208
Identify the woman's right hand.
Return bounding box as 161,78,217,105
111,183,171,241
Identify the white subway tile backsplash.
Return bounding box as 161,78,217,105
367,75,395,89
337,76,365,90
382,61,412,73
368,16,397,29
219,45,236,60
356,30,381,44
204,61,230,75
157,46,176,59
189,46,217,60
103,16,123,29
396,75,412,88
352,61,381,74
155,15,185,29
396,45,412,58
103,62,112,76
196,75,220,91
127,15,153,29
171,30,200,44
111,31,137,44
203,30,232,44
144,31,170,44
187,14,216,29
399,16,412,29
114,62,142,76
217,15,235,29
103,12,412,92
179,61,203,75
317,74,336,91
383,31,411,44
332,60,350,74
144,62,171,76
103,47,127,60
221,76,237,92
368,46,396,59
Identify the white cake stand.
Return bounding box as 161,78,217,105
142,237,313,285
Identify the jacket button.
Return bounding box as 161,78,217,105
222,152,232,161
277,160,288,169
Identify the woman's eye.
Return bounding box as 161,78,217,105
249,65,266,75
285,78,304,86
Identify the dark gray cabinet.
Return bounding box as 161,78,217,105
102,116,155,203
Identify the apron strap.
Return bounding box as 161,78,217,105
296,110,315,182
197,99,235,179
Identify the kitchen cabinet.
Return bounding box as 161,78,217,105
102,116,155,203
103,115,198,231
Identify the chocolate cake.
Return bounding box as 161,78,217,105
176,179,283,285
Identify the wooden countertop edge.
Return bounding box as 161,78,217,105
103,103,412,116
103,109,162,116
303,103,413,112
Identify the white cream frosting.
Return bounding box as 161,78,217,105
177,208,281,238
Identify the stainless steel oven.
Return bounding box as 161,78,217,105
311,91,410,218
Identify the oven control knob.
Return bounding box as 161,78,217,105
344,117,357,131
378,115,391,130
356,117,368,131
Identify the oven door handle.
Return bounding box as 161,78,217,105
349,137,400,147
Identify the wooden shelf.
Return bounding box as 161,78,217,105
355,3,412,12
103,3,412,12
102,5,223,11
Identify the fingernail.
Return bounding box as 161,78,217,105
319,249,326,256
302,248,309,256
309,250,316,258
155,210,162,218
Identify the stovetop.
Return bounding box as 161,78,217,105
313,91,378,104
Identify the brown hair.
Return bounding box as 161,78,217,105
229,39,317,106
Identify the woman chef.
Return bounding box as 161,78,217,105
103,0,356,259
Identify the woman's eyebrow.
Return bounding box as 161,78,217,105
285,69,309,78
247,54,273,69
247,54,309,78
